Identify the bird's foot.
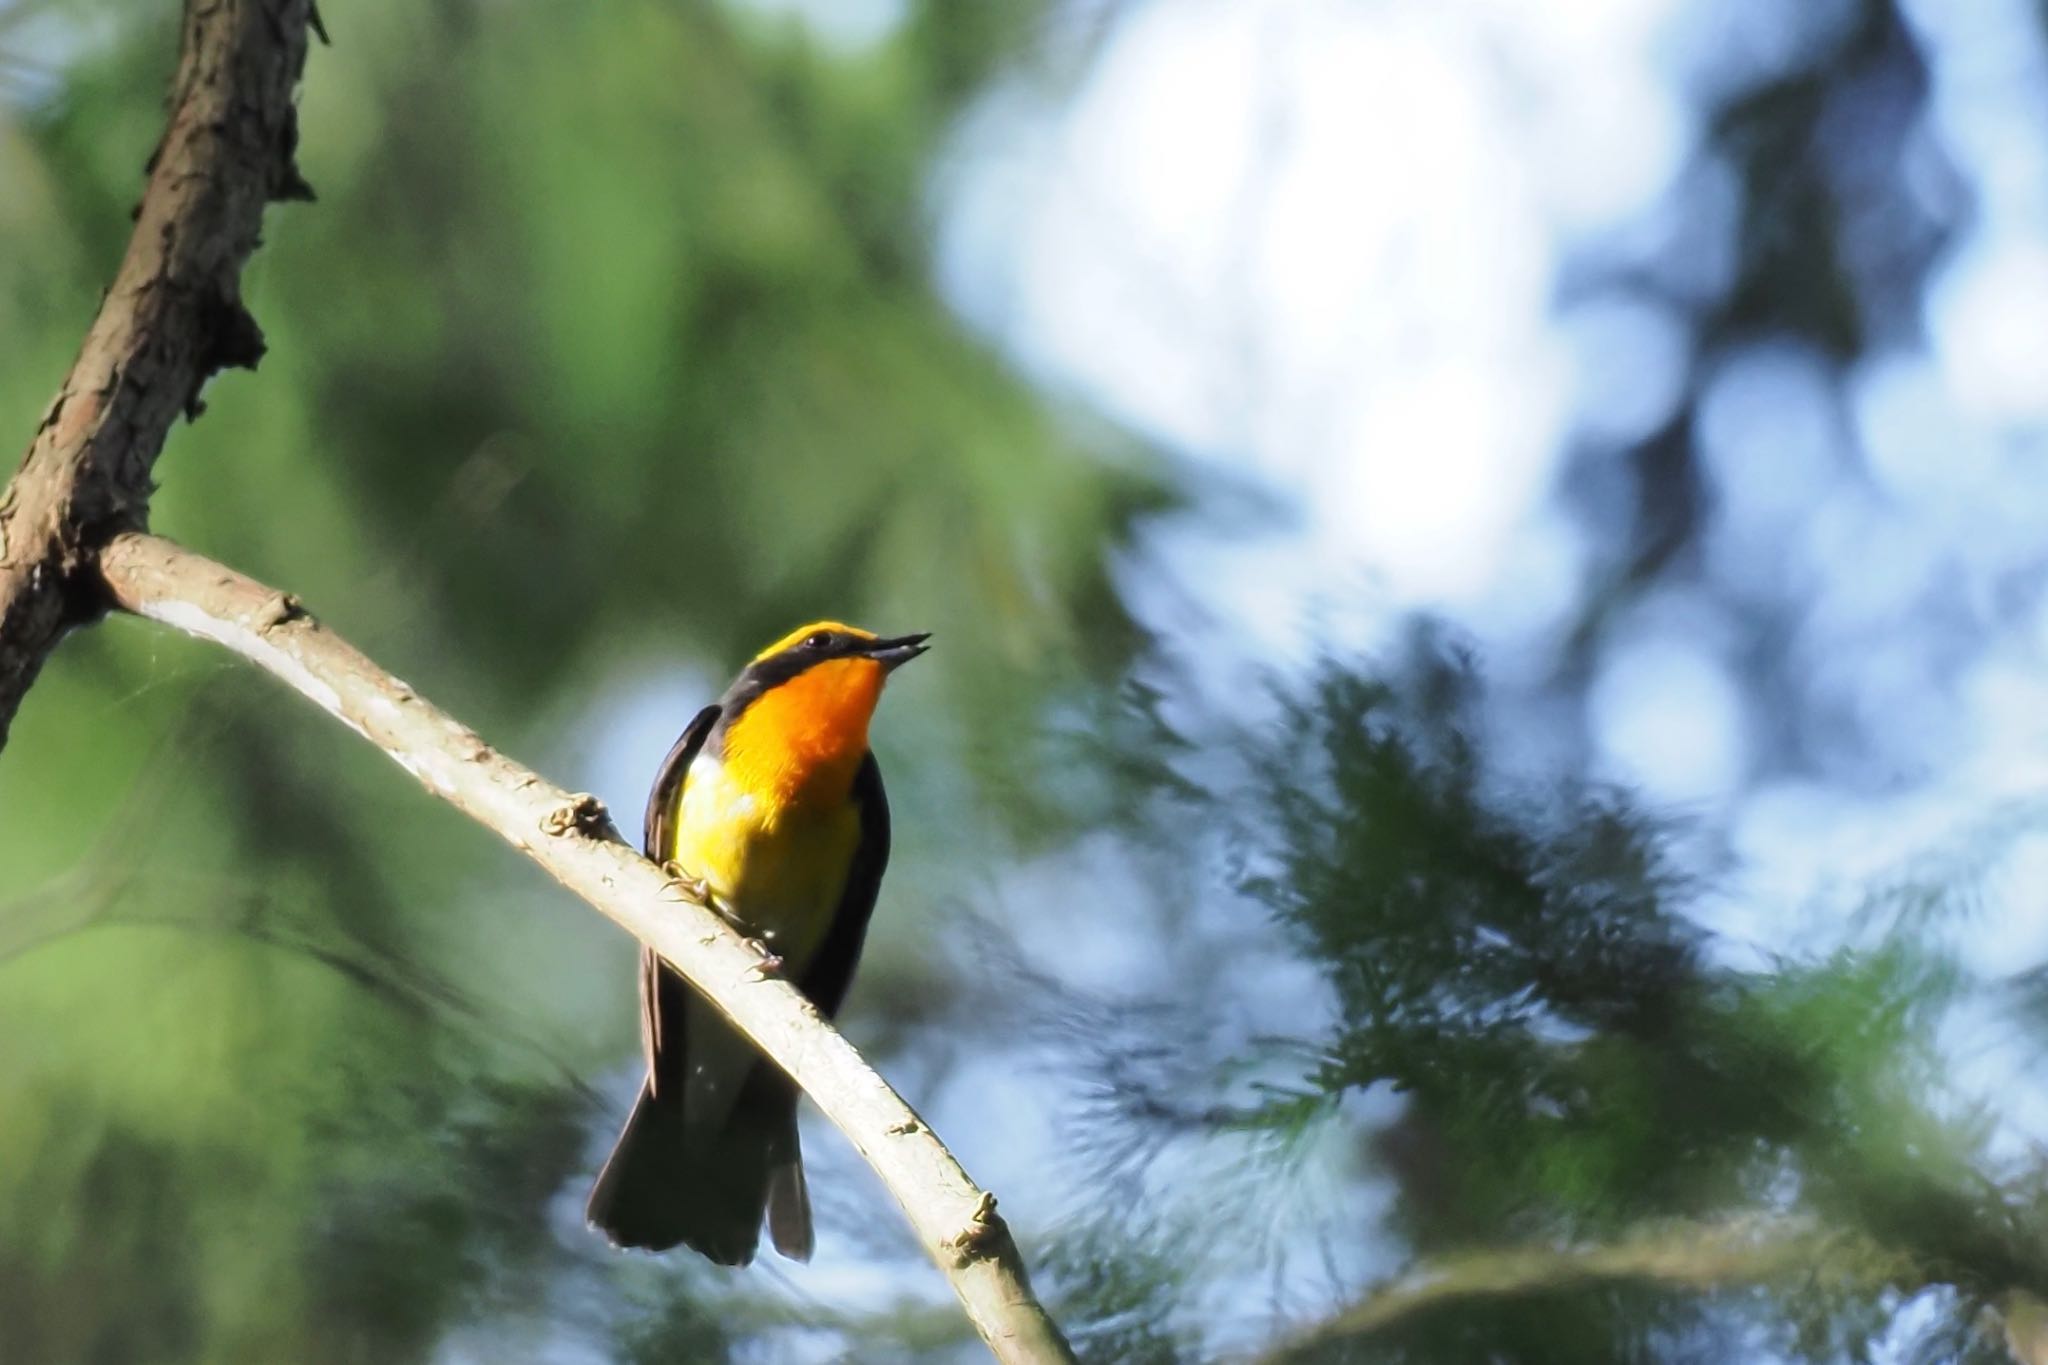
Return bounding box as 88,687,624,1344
659,862,715,907
743,937,785,981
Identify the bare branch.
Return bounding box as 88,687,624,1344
0,0,313,750
97,530,1078,1365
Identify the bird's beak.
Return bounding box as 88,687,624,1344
865,632,932,672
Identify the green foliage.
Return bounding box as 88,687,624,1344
1029,636,2048,1362
0,0,1154,1359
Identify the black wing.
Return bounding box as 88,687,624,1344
801,751,890,1019
644,703,721,861
640,703,720,1094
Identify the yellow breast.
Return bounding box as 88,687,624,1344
667,753,864,970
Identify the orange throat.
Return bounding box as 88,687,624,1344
721,657,885,811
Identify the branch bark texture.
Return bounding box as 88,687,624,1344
0,0,313,750
98,532,1077,1365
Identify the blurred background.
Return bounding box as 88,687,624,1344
6,0,2048,1360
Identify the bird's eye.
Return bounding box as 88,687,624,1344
803,630,833,650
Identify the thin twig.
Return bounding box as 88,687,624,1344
97,530,1077,1365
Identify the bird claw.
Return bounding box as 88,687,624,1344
658,863,776,975
660,862,714,906
744,939,784,980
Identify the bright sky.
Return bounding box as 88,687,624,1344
934,0,2048,967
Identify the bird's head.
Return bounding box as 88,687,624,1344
718,621,930,802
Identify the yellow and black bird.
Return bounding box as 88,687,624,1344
587,621,928,1264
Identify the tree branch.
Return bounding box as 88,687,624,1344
96,530,1077,1365
2,5,1070,1354
1258,1216,1937,1362
0,0,313,751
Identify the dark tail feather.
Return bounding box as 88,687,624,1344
766,1151,813,1262
586,1072,807,1266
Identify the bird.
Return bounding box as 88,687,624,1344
586,621,929,1264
